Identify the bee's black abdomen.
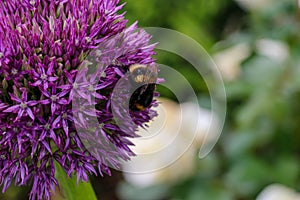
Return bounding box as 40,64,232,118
129,84,156,111
128,64,158,112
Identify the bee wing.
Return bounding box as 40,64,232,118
143,65,158,84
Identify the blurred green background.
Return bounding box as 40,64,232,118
114,0,300,200
2,0,300,199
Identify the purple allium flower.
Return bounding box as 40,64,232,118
0,0,157,199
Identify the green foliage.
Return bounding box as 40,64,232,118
55,162,97,200
121,0,232,48
117,0,300,200
117,182,170,200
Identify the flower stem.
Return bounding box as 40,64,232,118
55,162,97,200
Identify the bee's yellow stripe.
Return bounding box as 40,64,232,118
135,103,146,111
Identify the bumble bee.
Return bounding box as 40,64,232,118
128,64,158,111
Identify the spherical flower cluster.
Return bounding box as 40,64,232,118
0,0,157,199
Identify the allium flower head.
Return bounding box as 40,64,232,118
0,0,157,199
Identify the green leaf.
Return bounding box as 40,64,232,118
55,162,97,200
225,157,271,197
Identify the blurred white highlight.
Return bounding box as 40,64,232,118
123,98,219,187
256,39,289,63
256,184,300,200
235,0,272,10
214,43,251,81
